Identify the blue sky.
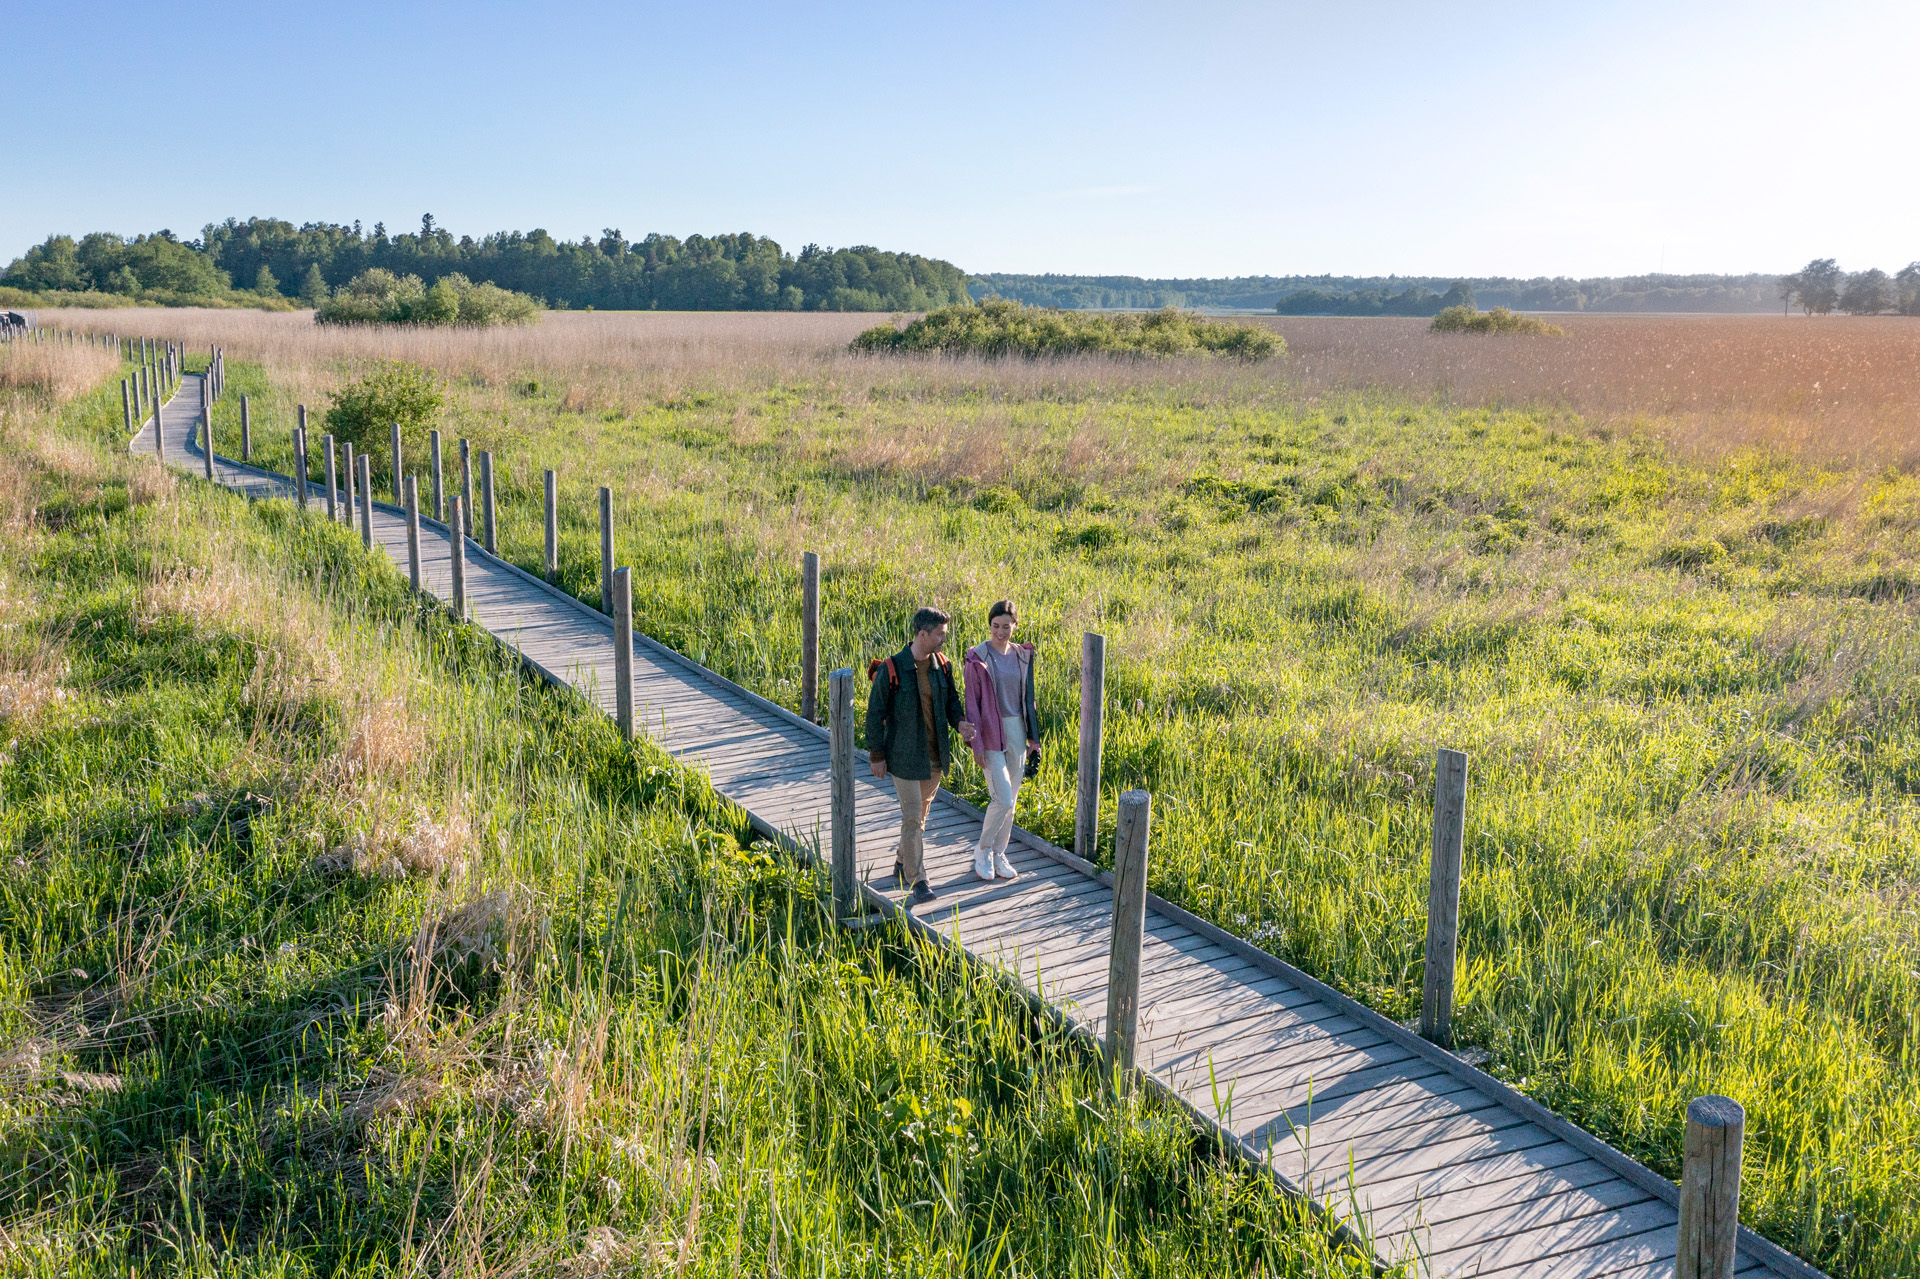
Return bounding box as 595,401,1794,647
5,0,1915,279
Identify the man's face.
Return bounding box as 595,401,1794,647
917,622,949,653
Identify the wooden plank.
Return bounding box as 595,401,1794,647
1443,1211,1677,1278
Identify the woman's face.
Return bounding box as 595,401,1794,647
989,612,1017,643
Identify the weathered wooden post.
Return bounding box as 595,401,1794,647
153,395,164,462
543,468,558,582
458,438,473,536
801,551,821,723
598,486,613,614
613,566,634,741
829,666,856,917
404,475,421,592
479,451,497,554
293,428,309,509
356,452,373,549
321,436,338,521
297,404,307,454
389,422,403,504
121,380,132,432
240,395,250,461
1106,789,1152,1088
1421,747,1470,1047
430,430,445,521
1677,1095,1745,1279
448,496,468,620
202,395,214,480
342,442,357,526
1075,631,1107,864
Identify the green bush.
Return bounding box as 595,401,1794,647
1429,304,1566,336
315,268,540,327
853,298,1282,360
325,361,443,450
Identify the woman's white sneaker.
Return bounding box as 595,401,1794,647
992,852,1017,880
972,848,996,881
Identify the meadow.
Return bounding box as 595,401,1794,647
33,306,1920,1277
0,342,1363,1274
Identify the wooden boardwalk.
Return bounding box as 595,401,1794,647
140,374,1823,1279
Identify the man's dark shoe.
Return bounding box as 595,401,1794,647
910,880,936,904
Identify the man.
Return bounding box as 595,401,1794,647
866,606,975,903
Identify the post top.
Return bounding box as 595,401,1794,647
1118,788,1151,808
1686,1094,1745,1128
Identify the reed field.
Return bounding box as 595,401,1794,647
0,351,1365,1274
35,306,1920,1276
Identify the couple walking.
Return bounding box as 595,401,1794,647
865,602,1040,904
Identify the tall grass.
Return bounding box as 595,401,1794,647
36,306,1920,1274
0,363,1367,1274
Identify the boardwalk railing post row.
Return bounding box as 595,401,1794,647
598,487,613,614
390,422,403,504
322,434,338,521
613,567,634,741
430,430,444,521
240,395,250,461
829,666,857,917
1076,631,1107,863
480,451,497,554
449,496,467,621
1677,1096,1745,1279
1420,747,1469,1047
543,468,557,582
801,551,821,722
404,476,422,592
356,452,373,549
1106,789,1153,1091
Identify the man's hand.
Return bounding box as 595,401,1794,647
870,758,889,779
959,721,978,745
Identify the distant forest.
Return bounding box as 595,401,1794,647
970,273,1789,314
1,216,972,312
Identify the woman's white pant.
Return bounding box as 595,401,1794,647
976,714,1025,856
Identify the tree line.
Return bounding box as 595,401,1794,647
1777,259,1920,316
1,215,973,312
973,272,1792,314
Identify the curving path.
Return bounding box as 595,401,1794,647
136,372,1823,1279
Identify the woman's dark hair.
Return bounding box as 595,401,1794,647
987,600,1018,624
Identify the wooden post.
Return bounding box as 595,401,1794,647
321,436,337,521
1677,1095,1745,1279
448,496,467,621
458,438,473,536
479,451,496,554
202,395,214,479
829,666,856,917
598,486,613,614
297,404,307,456
293,428,308,509
430,430,445,521
613,566,634,741
801,551,821,723
356,452,373,549
153,395,164,462
240,395,250,460
121,380,131,432
1106,789,1152,1087
387,422,401,504
543,468,558,582
1075,631,1107,864
405,476,421,592
1421,748,1470,1047
342,442,356,526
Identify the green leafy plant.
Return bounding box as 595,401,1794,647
1429,304,1566,335
853,298,1283,360
325,360,443,449
315,268,540,327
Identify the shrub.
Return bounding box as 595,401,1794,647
326,361,443,450
853,299,1282,360
316,269,540,327
1429,305,1566,336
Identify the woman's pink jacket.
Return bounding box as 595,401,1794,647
962,642,1037,768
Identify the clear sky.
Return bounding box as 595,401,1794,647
6,0,1915,280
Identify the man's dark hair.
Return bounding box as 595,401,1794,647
910,606,950,635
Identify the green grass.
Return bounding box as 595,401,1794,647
224,344,1920,1276
0,374,1367,1275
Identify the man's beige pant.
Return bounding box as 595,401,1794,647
891,772,942,885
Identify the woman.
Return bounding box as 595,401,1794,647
963,600,1040,881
